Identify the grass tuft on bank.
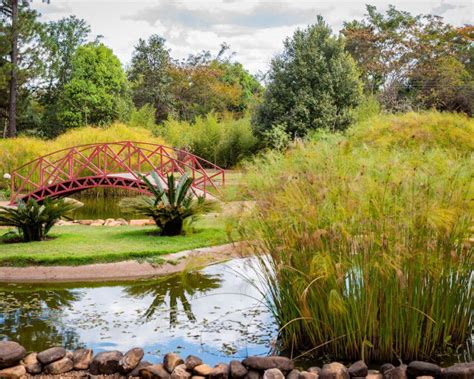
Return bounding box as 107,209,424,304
0,219,227,266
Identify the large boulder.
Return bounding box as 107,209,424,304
186,355,204,371
164,353,184,373
320,363,349,379
263,368,285,379
443,362,474,379
73,348,94,370
407,361,441,379
119,347,144,373
242,357,294,372
348,361,368,378
0,364,26,378
37,346,66,365
0,341,26,369
230,360,248,379
140,364,172,379
23,352,42,375
89,350,123,375
43,357,74,375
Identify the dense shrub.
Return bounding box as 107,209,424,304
160,114,257,168
239,111,473,362
0,123,167,188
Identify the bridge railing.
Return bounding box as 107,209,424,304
9,141,225,204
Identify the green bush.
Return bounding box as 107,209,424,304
160,114,258,168
239,111,473,362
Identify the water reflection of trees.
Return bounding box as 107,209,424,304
125,271,222,327
0,285,82,351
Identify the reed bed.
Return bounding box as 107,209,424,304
239,111,473,362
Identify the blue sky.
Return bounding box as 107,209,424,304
31,0,473,74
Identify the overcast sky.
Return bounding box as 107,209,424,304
31,0,473,74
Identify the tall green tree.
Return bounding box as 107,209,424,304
54,43,129,132
254,16,362,140
128,34,174,123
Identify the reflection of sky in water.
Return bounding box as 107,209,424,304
0,258,276,365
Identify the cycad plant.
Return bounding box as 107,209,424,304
0,198,81,242
121,172,215,236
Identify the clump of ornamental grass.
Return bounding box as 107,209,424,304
239,113,473,362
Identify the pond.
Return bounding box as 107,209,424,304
0,258,276,365
70,195,131,220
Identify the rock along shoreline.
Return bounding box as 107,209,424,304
0,341,473,379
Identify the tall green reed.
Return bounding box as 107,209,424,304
240,112,473,362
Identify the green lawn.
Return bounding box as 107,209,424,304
0,217,228,266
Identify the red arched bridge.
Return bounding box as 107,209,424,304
8,141,225,205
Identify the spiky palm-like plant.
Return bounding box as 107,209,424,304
121,172,215,236
0,198,81,242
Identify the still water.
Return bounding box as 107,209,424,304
0,259,276,365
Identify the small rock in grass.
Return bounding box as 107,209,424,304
164,353,184,373
407,362,441,379
230,360,248,379
89,350,123,375
243,357,294,372
141,364,171,379
0,341,26,369
348,361,368,378
119,347,144,373
37,346,66,365
264,368,285,379
320,362,349,379
0,364,26,378
23,352,42,375
194,364,214,376
443,362,474,379
73,348,94,370
44,356,74,375
186,355,203,371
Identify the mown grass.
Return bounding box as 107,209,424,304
0,217,228,266
238,111,473,363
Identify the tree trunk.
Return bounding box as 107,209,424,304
7,0,18,138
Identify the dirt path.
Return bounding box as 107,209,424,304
0,243,243,283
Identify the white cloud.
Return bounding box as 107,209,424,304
31,0,473,74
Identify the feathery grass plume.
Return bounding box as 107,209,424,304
238,111,473,362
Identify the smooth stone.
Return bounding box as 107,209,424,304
380,365,395,375
407,362,441,379
141,364,172,379
415,377,434,379
383,365,407,379
245,370,262,379
194,364,214,376
37,346,66,365
367,370,383,379
443,362,474,379
264,368,285,379
0,364,26,378
44,356,74,375
130,360,153,377
171,364,192,379
230,360,248,379
164,353,184,373
73,348,94,370
0,341,26,369
299,371,318,379
119,347,144,373
308,368,321,376
185,356,203,371
348,361,368,378
210,363,229,379
23,352,42,375
243,357,294,372
320,362,349,379
192,376,206,379
287,369,301,379
89,350,123,375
